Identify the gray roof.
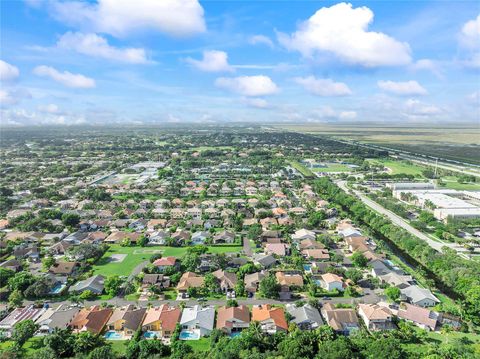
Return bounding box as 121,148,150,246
35,304,80,330
253,254,276,267
401,285,439,305
69,274,105,294
180,305,215,331
286,304,323,328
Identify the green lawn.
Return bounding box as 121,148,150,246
368,159,424,176
0,337,43,354
93,245,243,277
311,163,352,173
187,337,211,352
110,340,129,355
438,176,480,190
288,160,314,177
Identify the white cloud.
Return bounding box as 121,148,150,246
377,80,427,96
277,2,411,67
404,98,441,117
57,32,149,64
467,91,480,105
186,50,234,72
460,14,480,49
249,35,274,48
33,65,96,88
50,0,206,38
0,88,31,106
310,106,357,121
410,59,443,79
459,14,480,68
38,104,60,114
294,76,352,96
0,108,86,126
0,60,20,81
242,97,269,108
215,75,279,96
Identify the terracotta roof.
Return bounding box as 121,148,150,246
275,272,304,287
252,305,288,330
358,304,392,320
142,304,181,332
302,249,330,260
153,256,177,267
397,303,438,330
69,306,112,334
216,305,250,329
321,273,343,284
176,272,204,290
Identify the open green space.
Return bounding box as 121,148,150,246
311,163,352,173
187,337,211,352
288,160,314,177
93,244,243,276
438,176,480,191
368,159,424,176
191,146,234,151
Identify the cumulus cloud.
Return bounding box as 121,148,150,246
57,32,149,64
277,2,411,67
294,76,352,96
0,108,86,126
410,59,443,79
377,80,427,96
38,104,60,114
459,14,480,68
0,60,20,82
310,106,357,121
242,97,269,108
0,89,31,106
215,75,278,96
404,98,441,117
186,50,234,72
249,35,274,48
50,0,206,38
33,65,96,88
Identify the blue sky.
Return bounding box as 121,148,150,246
0,0,479,125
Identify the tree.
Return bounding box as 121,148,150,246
88,345,116,359
8,271,35,292
351,252,368,268
42,256,56,271
384,286,401,302
31,347,57,359
344,269,363,284
259,274,280,299
170,340,193,359
0,268,14,287
8,289,23,307
43,328,75,357
138,235,149,247
61,213,80,227
24,278,50,298
316,337,353,359
104,276,123,296
362,336,405,359
12,319,39,347
73,331,106,355
203,273,220,294
79,290,95,300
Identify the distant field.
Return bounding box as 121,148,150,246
368,159,424,176
311,163,352,173
288,160,314,177
93,244,243,277
279,124,480,165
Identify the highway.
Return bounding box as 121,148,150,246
336,180,472,260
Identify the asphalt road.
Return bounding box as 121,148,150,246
336,180,471,260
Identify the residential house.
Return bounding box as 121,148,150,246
49,240,74,256
49,261,80,277
212,269,238,292
397,303,439,331
0,259,22,272
265,243,288,257
298,239,324,251
244,272,265,294
253,253,276,269
176,272,205,293
251,304,288,334
321,303,359,335
286,304,323,330
180,305,215,338
35,304,80,334
142,274,170,290
104,232,141,244
292,229,316,242
357,304,395,331
213,230,235,244
152,257,178,272
0,305,45,336
69,306,113,334
69,275,105,295
400,285,440,307
320,273,344,292
216,305,250,335
302,249,330,261
191,231,210,245
141,304,181,338
106,305,146,339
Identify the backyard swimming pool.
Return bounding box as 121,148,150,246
179,330,200,340
143,331,159,339
104,331,123,340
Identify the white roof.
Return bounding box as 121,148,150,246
180,305,215,330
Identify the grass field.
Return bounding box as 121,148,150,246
368,159,424,176
311,163,352,173
93,244,243,276
187,337,211,351
288,160,314,177
438,176,480,190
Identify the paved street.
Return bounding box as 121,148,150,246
336,180,471,260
